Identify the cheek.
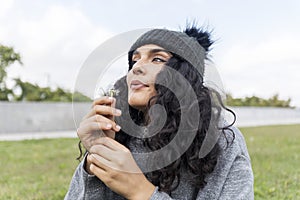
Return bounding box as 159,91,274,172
149,67,163,80
126,75,131,88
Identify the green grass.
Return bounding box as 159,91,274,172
0,138,79,200
240,124,300,200
0,124,299,199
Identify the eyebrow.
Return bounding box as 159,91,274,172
133,48,172,56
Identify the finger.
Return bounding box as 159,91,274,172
92,96,115,108
89,154,113,171
94,105,122,116
89,144,115,161
81,115,121,132
98,137,128,152
82,97,116,120
77,122,113,136
89,163,108,180
84,105,122,119
83,97,116,120
81,115,114,126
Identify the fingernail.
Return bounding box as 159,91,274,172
116,125,121,131
106,124,112,128
108,97,114,101
115,109,122,115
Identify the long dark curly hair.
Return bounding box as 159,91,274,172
77,26,236,196
112,26,236,195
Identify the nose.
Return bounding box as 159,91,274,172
133,66,143,75
131,59,146,75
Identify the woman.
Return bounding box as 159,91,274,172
65,26,254,199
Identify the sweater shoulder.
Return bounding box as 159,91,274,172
196,127,253,199
221,126,250,159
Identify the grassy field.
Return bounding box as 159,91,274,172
240,124,300,199
0,124,299,199
0,138,79,199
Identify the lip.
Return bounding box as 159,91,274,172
130,80,149,90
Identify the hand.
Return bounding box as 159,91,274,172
77,96,122,152
87,137,155,200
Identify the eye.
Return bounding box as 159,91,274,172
131,56,139,65
131,53,140,66
152,57,166,63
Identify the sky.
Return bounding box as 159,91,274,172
0,0,299,106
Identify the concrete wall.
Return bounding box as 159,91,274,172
1,102,300,133
229,106,300,127
0,102,90,133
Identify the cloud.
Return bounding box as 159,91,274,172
218,33,300,106
0,0,14,40
1,1,299,107
0,0,14,18
1,3,113,90
220,35,300,71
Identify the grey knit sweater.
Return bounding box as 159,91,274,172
65,127,254,200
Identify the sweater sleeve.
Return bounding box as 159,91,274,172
149,187,174,200
219,127,254,199
196,127,254,200
64,156,101,200
218,153,254,199
64,159,88,200
64,155,124,200
217,127,254,200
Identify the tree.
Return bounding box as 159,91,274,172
0,44,91,102
226,93,293,108
13,78,91,102
72,91,92,102
13,78,43,101
0,44,22,100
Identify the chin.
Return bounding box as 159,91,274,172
128,97,148,110
127,89,156,110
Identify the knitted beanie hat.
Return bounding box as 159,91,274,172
129,29,206,78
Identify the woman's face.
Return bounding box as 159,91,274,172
126,44,172,109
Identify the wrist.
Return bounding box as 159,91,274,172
131,180,155,200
